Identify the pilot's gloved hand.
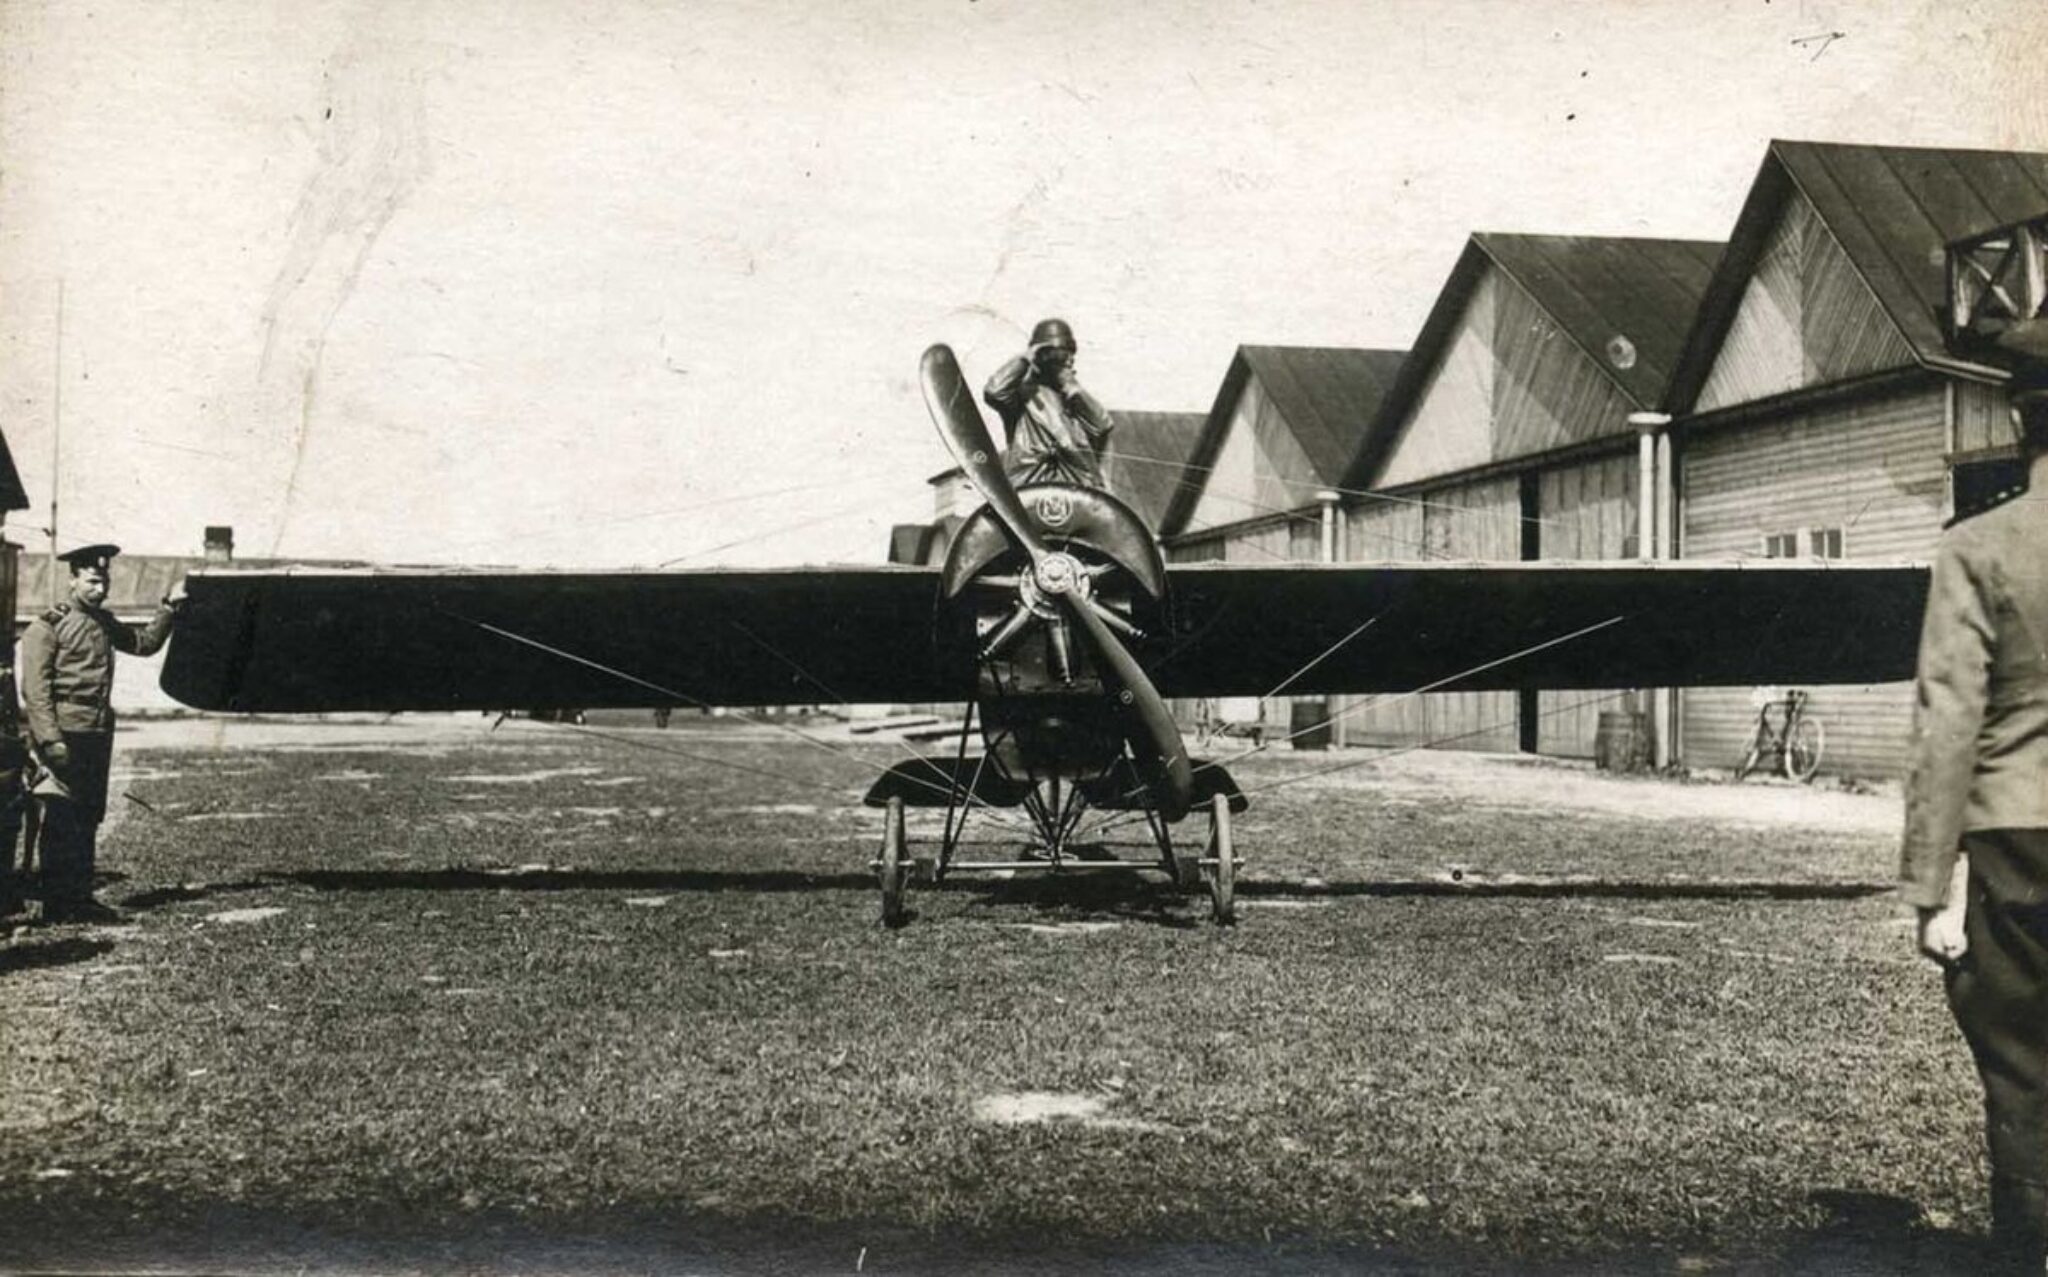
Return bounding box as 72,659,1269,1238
44,742,69,769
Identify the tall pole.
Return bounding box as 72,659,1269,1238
1629,411,1673,769
48,279,63,605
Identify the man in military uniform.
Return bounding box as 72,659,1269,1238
982,317,1116,489
1903,362,2048,1271
19,545,183,923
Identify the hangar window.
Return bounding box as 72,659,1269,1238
1761,531,1800,559
1808,527,1843,559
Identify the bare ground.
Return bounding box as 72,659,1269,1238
0,715,1981,1275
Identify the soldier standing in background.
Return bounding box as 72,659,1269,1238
19,545,182,924
1903,363,2048,1272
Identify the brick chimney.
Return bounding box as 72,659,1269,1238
203,526,234,564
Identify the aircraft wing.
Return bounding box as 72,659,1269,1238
160,559,1929,714
159,565,961,712
1152,560,1928,697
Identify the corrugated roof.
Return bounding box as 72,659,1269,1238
1341,234,1719,490
1240,346,1408,482
1666,140,2048,409
1163,347,1407,536
1475,233,1723,406
1102,410,1205,530
0,433,27,513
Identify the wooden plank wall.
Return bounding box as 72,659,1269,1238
1492,271,1640,460
1378,271,1498,487
1424,477,1523,752
1697,193,1916,413
1535,452,1639,757
1340,498,1431,745
1679,384,1945,776
1954,377,2016,455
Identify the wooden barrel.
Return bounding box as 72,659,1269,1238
1593,710,1648,772
1289,698,1333,750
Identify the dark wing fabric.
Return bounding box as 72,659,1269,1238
160,566,960,712
1153,561,1928,697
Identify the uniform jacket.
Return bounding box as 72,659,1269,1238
982,355,1115,488
19,599,177,743
1900,476,2048,908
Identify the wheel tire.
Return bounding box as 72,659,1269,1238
1204,792,1235,925
1786,718,1824,783
879,797,908,928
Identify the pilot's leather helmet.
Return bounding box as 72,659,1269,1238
1029,317,1077,353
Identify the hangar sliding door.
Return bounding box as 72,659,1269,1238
1423,477,1521,752
1679,384,1944,777
1341,477,1521,752
1535,453,1638,757
1342,498,1430,746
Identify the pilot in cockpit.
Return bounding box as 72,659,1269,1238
981,317,1116,490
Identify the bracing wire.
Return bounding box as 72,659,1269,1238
446,609,1030,830
1236,689,1638,799
1079,614,1627,836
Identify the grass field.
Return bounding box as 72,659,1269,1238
0,716,1992,1273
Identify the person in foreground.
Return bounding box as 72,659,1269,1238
19,544,183,924
1903,361,2048,1271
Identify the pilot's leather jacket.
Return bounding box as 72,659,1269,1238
19,599,177,743
1900,472,2048,908
982,355,1115,488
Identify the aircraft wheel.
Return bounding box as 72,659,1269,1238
879,797,909,928
1203,792,1235,925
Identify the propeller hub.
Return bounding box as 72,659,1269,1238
1033,552,1084,598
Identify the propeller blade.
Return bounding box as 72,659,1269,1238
919,343,1049,562
1064,596,1194,822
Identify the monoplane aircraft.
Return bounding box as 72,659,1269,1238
161,345,1928,925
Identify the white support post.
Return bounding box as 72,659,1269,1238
1653,425,1676,770
1317,489,1342,748
1629,412,1673,769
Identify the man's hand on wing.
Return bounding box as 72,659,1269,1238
44,741,69,769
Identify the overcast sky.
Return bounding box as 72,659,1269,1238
1,0,2042,568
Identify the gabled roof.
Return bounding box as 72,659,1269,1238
1341,233,1721,491
1102,410,1205,531
1476,234,1723,406
1161,346,1407,536
1665,139,2048,411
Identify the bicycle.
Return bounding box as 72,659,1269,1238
1736,688,1825,782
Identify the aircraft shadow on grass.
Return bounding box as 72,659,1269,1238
1777,1189,1989,1274
180,867,1889,906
